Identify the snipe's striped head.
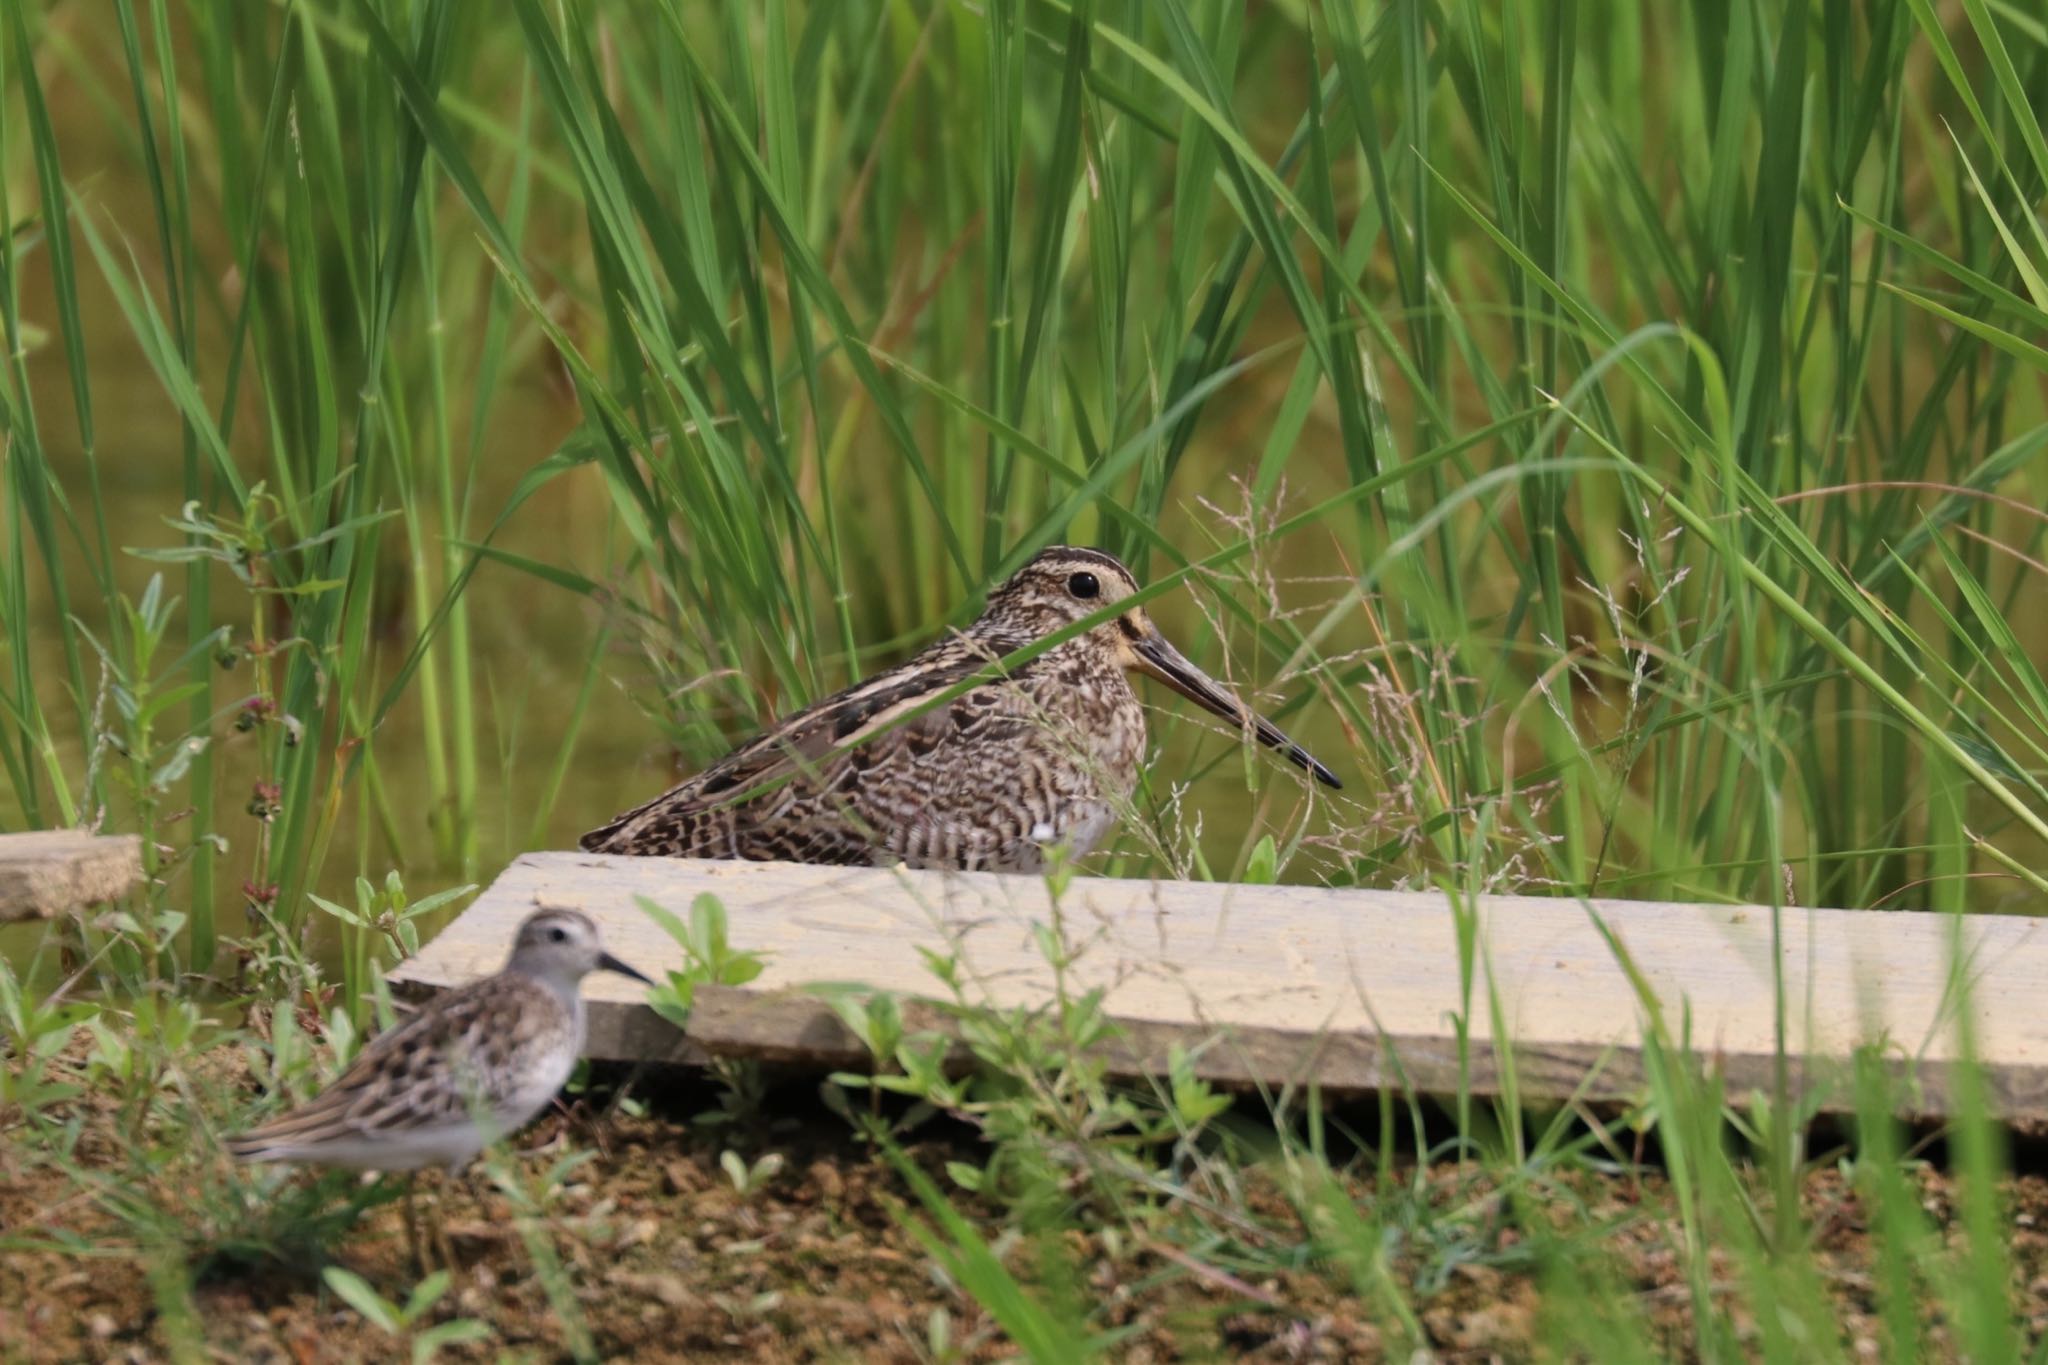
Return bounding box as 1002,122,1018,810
978,547,1341,790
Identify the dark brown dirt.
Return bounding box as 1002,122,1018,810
10,1060,2048,1363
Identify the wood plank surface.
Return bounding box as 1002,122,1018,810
388,852,2048,1126
0,832,144,923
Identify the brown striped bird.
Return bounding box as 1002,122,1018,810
581,546,1340,871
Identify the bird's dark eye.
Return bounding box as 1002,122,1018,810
548,927,568,943
1068,571,1100,599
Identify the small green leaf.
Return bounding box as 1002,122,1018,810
1244,834,1278,884
400,884,477,921
635,894,690,950
150,736,210,788
401,1269,452,1322
866,993,903,1056
322,1266,401,1334
720,955,767,987
815,988,878,1052
308,893,363,928
1949,731,2027,783
689,893,731,955
412,1320,491,1364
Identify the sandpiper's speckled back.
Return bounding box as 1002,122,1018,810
583,547,1338,871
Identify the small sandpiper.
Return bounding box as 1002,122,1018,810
228,908,650,1176
582,546,1339,870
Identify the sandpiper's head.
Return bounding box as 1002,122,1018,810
982,547,1341,790
506,907,652,985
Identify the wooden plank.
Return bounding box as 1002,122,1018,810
389,852,2048,1127
0,832,144,923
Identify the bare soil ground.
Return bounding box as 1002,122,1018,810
8,1061,2048,1363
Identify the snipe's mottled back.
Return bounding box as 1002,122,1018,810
582,547,1340,871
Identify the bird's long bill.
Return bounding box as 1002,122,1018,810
599,952,655,984
1131,632,1342,789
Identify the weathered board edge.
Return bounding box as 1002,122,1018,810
683,983,2035,1131
0,832,145,923
391,968,2043,1132
384,852,2048,1131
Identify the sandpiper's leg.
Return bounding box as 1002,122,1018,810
430,1161,470,1274
402,1174,426,1276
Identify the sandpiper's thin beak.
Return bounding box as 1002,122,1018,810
599,952,654,985
1129,628,1342,789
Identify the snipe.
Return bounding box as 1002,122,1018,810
582,546,1340,871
